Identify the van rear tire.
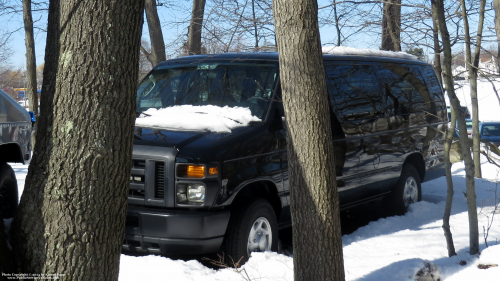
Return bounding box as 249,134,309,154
0,163,18,219
390,164,421,215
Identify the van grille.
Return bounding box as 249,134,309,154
129,159,166,201
155,162,165,199
129,159,146,199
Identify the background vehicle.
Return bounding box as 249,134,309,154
123,52,447,264
462,118,474,137
0,89,32,219
479,121,500,146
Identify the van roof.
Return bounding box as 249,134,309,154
322,46,418,60
157,50,427,68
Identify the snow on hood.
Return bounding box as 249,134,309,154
135,105,261,133
322,46,418,60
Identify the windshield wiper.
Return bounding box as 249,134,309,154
136,111,151,118
194,111,243,125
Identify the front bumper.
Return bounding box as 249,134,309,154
123,206,230,256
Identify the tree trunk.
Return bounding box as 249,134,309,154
494,0,500,73
12,0,144,278
252,0,259,50
333,0,341,46
381,0,401,51
459,0,485,179
433,1,456,256
434,0,480,256
187,0,206,55
431,5,442,85
443,103,458,256
471,8,485,178
23,0,38,117
145,0,166,66
273,0,345,280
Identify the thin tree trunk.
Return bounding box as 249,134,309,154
188,0,206,55
273,0,345,280
252,0,259,50
12,0,144,277
145,0,166,65
226,0,247,53
460,0,484,179
432,3,456,256
23,0,37,117
431,5,442,85
473,0,485,178
434,0,480,256
443,104,457,257
381,0,401,51
493,0,500,73
333,0,341,46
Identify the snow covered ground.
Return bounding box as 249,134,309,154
7,78,500,280
9,151,500,281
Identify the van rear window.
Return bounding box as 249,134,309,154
325,64,385,122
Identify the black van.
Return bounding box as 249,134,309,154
123,52,446,262
0,89,32,219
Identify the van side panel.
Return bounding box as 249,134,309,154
324,61,445,208
324,62,393,206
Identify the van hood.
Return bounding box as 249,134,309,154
133,124,277,163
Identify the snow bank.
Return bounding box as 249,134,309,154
135,105,261,133
119,252,293,281
322,46,418,60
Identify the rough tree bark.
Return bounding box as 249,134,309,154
381,0,401,51
460,0,485,179
23,0,37,117
187,0,206,55
434,0,480,256
12,0,144,278
273,0,345,280
145,0,166,66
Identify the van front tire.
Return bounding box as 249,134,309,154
390,164,421,215
222,198,278,266
0,163,18,219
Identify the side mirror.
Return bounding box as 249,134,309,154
28,111,36,127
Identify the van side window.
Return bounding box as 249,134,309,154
420,66,446,109
376,64,429,116
325,64,385,121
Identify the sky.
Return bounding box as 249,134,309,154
4,77,500,280
3,0,482,70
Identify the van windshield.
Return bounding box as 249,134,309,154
136,62,279,119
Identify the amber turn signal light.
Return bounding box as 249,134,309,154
187,165,205,178
177,164,218,178
177,164,206,178
208,167,219,176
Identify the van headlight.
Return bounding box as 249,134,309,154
177,183,206,203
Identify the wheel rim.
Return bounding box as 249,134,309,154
247,217,272,256
403,176,418,208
